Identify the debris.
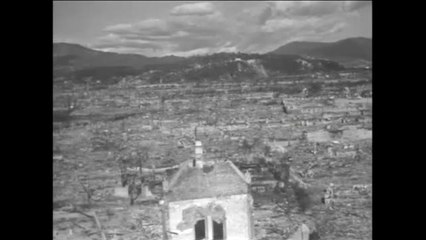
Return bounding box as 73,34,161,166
53,64,372,240
324,183,335,210
287,223,310,240
113,186,129,198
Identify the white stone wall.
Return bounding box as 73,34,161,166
168,194,252,240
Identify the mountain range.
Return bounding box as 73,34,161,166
53,42,184,70
53,37,371,83
270,37,372,67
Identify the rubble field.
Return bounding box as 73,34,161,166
53,71,372,240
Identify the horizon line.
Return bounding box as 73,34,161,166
53,36,372,58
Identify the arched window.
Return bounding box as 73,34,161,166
213,220,226,240
195,219,206,240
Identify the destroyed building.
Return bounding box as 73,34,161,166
162,141,254,240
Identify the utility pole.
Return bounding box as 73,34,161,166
159,199,168,240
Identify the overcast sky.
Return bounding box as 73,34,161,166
53,1,372,57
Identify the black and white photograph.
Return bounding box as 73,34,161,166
53,1,372,240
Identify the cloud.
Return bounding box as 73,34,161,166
105,19,171,36
170,47,212,57
257,6,274,25
237,14,350,53
90,2,370,57
261,17,319,32
240,5,274,26
342,1,372,12
95,9,232,56
325,22,347,34
270,1,342,17
92,40,163,51
98,47,161,55
134,19,168,31
265,1,371,19
170,2,216,16
104,24,133,33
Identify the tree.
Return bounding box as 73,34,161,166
78,178,95,207
240,139,253,156
120,146,151,205
270,156,291,193
206,101,221,127
291,182,313,212
263,145,271,157
239,138,261,162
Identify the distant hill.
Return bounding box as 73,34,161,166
54,43,101,58
270,37,372,67
139,52,344,83
53,43,345,84
53,43,187,83
53,43,185,70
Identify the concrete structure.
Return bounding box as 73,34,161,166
162,141,254,240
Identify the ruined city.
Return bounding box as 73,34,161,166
53,2,372,240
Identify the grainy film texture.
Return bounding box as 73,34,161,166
53,1,372,240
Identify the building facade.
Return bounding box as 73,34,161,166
162,141,254,240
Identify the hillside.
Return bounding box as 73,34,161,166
270,37,372,67
53,43,346,84
53,43,185,70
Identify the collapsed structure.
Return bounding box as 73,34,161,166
161,141,254,240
